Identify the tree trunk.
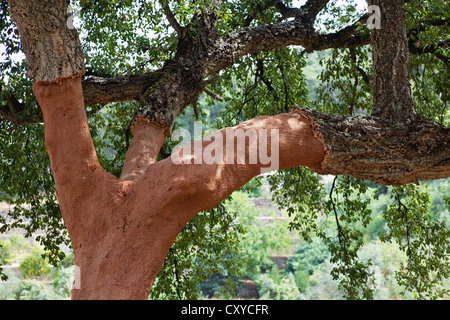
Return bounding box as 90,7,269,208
7,0,84,82
33,74,326,299
368,0,415,121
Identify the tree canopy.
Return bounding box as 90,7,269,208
0,0,449,299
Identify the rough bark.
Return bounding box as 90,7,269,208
296,108,450,186
131,1,370,133
81,73,161,106
368,0,415,121
208,14,369,77
132,60,205,134
6,0,85,82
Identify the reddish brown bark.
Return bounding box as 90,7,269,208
120,121,166,180
33,75,325,299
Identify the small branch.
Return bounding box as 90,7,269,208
300,0,331,21
158,0,183,36
350,48,370,86
243,1,277,27
273,0,301,19
329,176,350,264
203,87,224,102
249,0,329,24
409,41,450,55
434,52,450,65
255,57,280,100
276,54,290,113
203,75,220,86
314,13,369,50
192,101,199,121
0,90,42,125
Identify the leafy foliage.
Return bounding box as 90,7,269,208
381,185,450,299
19,246,52,279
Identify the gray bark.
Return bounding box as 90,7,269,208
369,0,415,121
297,108,450,186
7,0,85,82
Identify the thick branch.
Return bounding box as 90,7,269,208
209,16,369,76
81,73,160,106
133,60,205,134
142,106,450,224
145,111,325,217
297,107,450,186
32,76,108,209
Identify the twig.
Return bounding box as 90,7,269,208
203,87,224,102
158,0,183,36
330,176,350,264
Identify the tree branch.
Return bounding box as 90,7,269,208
4,0,446,129
203,87,224,102
33,76,108,205
120,120,166,180
350,49,370,86
0,91,41,125
158,0,183,36
273,0,302,19
81,73,159,106
144,106,450,224
209,14,369,76
297,107,450,186
409,41,450,55
147,111,325,218
369,0,415,121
